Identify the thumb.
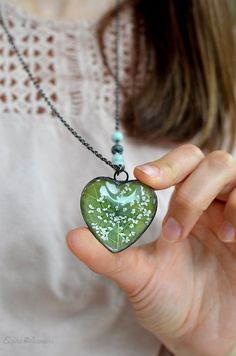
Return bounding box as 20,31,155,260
66,227,153,297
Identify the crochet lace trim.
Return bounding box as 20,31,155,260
0,0,153,121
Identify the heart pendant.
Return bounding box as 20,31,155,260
80,177,158,253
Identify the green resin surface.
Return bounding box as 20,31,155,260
80,177,158,253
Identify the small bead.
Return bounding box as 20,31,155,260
112,131,124,143
112,153,124,166
111,144,124,154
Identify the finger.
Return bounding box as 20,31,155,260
134,144,205,190
65,227,153,297
216,188,236,243
160,151,236,243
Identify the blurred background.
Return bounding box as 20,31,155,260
228,0,236,23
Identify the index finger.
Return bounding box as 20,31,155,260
133,144,205,190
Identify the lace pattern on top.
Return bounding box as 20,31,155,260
0,1,153,122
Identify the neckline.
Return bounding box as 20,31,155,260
0,0,102,30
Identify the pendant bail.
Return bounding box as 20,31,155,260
113,168,129,182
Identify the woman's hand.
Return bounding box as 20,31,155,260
66,144,236,356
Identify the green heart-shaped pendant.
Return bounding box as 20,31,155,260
80,177,158,253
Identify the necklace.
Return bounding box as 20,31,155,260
0,0,158,253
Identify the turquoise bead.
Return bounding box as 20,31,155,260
111,144,124,154
112,153,124,166
112,131,124,143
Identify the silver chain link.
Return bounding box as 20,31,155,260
0,0,123,173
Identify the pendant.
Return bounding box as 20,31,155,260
80,171,158,253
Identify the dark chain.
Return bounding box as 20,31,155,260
114,0,120,131
0,0,123,173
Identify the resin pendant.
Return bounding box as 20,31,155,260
80,176,158,253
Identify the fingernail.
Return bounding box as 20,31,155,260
135,164,161,178
218,221,235,242
67,235,75,250
66,234,79,252
162,218,182,242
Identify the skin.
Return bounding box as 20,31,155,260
7,0,121,21
66,144,236,356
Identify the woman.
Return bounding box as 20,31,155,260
0,0,235,355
